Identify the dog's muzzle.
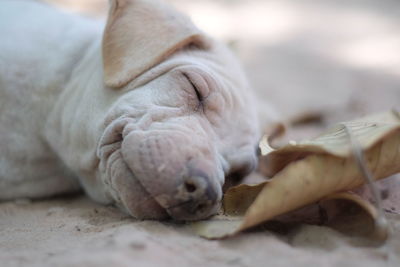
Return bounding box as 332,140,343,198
165,167,220,220
121,130,223,221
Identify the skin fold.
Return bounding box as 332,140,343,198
0,0,261,220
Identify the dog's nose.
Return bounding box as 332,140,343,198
167,170,220,221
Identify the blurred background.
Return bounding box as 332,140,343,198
45,0,400,130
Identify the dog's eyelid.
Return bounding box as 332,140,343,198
183,73,207,106
184,73,204,102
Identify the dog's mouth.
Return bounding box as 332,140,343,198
97,120,223,221
120,141,222,221
113,163,221,221
111,121,224,221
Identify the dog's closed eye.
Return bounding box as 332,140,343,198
183,73,204,109
183,73,204,103
182,71,211,107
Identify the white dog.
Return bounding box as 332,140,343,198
0,0,260,220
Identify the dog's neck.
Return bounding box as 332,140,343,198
44,38,117,203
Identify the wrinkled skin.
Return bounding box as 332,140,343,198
0,0,260,221
96,47,260,220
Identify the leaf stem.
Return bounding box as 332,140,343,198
342,124,389,240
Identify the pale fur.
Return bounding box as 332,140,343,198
0,0,261,220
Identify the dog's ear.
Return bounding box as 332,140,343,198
103,0,208,88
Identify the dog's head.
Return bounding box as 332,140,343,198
97,0,260,220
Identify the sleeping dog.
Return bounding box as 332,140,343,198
0,0,260,220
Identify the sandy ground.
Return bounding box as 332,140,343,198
2,0,400,266
2,196,400,267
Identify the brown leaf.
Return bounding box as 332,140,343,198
353,174,400,214
260,110,400,177
320,192,387,241
223,182,268,216
192,110,400,239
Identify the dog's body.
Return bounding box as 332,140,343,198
0,1,99,199
0,0,260,220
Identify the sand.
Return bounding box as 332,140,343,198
2,0,400,266
1,196,400,267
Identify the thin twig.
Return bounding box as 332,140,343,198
342,124,388,239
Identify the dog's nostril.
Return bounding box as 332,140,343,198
183,174,207,194
184,181,197,193
167,170,220,220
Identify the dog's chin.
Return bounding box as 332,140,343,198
117,181,220,221
118,194,170,220
117,169,221,221
104,154,169,220
113,165,221,221
166,201,220,222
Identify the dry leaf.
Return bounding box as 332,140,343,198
223,182,268,216
192,110,400,239
320,192,387,241
260,110,400,177
354,174,400,214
